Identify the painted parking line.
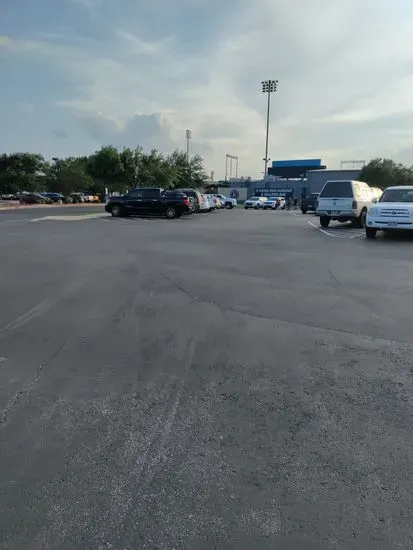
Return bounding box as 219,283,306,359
308,220,364,239
30,213,109,222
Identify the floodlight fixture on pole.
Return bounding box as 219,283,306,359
261,79,278,177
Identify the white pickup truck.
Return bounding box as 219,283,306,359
365,186,413,238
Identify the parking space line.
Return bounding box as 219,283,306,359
308,220,341,238
307,220,364,239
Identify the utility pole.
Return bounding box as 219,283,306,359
185,129,192,162
261,80,278,176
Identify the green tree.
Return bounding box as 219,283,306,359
45,157,94,196
359,158,413,189
166,150,207,189
0,152,46,194
136,149,175,188
189,153,208,188
0,145,208,196
88,146,123,193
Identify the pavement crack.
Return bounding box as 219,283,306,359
328,267,343,285
0,342,66,426
160,270,197,302
160,273,413,347
160,270,227,319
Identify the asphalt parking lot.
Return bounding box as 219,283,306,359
1,207,413,549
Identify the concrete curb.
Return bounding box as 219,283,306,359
0,202,103,212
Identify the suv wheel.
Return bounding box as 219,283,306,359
301,209,307,214
166,207,177,219
225,203,233,209
111,205,123,217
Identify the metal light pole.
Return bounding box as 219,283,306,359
185,129,192,162
225,154,239,180
261,79,278,176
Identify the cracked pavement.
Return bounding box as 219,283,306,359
1,207,413,549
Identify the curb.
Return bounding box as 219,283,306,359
0,203,103,212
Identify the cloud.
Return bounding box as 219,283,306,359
2,0,413,177
18,102,35,114
53,129,69,139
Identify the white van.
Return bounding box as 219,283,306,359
316,180,373,228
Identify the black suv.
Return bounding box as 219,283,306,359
105,188,192,219
301,193,319,214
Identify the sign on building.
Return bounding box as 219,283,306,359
255,188,293,198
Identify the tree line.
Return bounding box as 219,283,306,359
1,150,412,198
0,146,208,196
359,158,413,188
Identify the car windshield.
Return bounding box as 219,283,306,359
319,181,353,198
380,189,413,203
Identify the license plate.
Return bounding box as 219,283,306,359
388,222,398,228
331,211,339,215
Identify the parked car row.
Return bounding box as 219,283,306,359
0,191,105,205
200,193,237,212
244,196,286,210
105,188,237,219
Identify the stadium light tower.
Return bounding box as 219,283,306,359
261,79,278,176
185,129,192,162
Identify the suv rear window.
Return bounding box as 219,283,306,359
319,181,353,198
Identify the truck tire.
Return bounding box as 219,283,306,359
320,216,330,228
365,227,377,239
166,207,177,219
301,209,307,214
358,209,367,228
111,205,123,217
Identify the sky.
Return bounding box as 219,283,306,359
1,0,413,179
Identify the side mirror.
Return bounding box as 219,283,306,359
372,197,378,203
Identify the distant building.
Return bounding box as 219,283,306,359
267,158,326,179
305,169,361,194
218,159,362,202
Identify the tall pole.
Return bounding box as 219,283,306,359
264,89,271,177
261,80,278,177
185,129,191,162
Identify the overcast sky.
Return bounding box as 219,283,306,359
1,0,413,178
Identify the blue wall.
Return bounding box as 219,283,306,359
272,159,321,168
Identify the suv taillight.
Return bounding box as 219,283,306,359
184,197,189,206
352,200,357,209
